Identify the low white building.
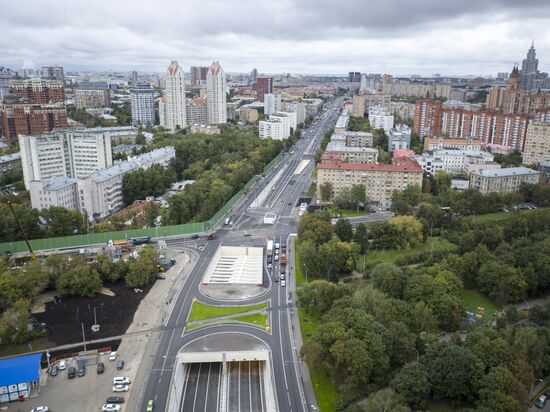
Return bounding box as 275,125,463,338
414,149,497,175
368,106,394,133
388,124,412,152
470,167,540,194
259,119,286,140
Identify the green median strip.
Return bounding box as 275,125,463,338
188,300,268,322
185,312,268,331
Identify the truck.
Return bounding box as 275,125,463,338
108,239,131,248
267,240,274,257
280,253,287,265
129,236,151,245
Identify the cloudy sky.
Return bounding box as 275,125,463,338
1,0,550,76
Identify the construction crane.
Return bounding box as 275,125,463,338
6,201,36,260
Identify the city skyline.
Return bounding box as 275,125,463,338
1,0,550,76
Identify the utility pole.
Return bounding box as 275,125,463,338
81,323,87,351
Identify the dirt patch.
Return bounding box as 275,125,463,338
30,292,56,314
34,282,154,346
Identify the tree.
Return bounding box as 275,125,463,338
354,223,369,254
334,219,353,242
391,361,431,409
319,236,359,279
350,184,367,207
371,263,407,299
319,182,333,202
56,260,103,297
422,342,484,403
364,388,411,412
0,299,33,344
433,171,452,195
478,366,526,412
477,261,527,304
334,187,354,210
388,216,424,249
125,245,160,287
40,206,86,236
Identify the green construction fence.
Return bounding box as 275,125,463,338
0,152,283,255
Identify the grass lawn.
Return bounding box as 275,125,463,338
188,301,268,322
294,240,307,286
306,183,316,197
464,206,550,224
310,369,339,412
0,336,52,357
360,237,458,270
310,169,317,179
231,313,268,328
462,288,501,324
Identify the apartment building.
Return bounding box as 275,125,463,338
470,167,540,194
206,61,227,125
284,101,306,125
334,109,350,133
523,122,550,164
414,149,497,175
388,125,412,152
0,152,21,173
259,119,286,140
0,102,68,140
368,106,394,133
238,107,258,124
185,98,208,126
254,77,273,102
130,83,156,126
159,61,186,131
9,78,65,104
381,79,451,99
317,157,423,208
414,96,530,150
19,129,113,189
423,136,482,151
389,102,416,122
74,83,111,109
29,147,175,221
264,93,281,116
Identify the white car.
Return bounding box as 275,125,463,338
281,280,286,287
102,405,121,412
58,360,67,370
113,377,131,385
109,351,117,361
31,407,50,412
112,385,129,392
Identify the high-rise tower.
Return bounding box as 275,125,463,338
206,62,227,125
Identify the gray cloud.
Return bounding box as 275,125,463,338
0,0,549,74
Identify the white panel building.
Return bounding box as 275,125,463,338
29,147,175,221
264,94,281,116
19,130,112,189
284,101,306,125
368,106,394,133
388,124,412,152
206,62,227,125
259,120,286,140
130,83,156,126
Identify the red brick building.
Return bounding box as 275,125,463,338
1,103,68,139
9,78,65,104
414,96,530,151
254,77,273,102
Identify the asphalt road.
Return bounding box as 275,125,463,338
133,97,346,412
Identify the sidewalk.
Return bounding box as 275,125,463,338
122,248,197,411
288,236,319,412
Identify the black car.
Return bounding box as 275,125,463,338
191,234,199,239
50,365,58,377
68,366,76,379
77,364,86,377
116,360,125,370
106,396,125,404
280,268,285,275
97,362,104,374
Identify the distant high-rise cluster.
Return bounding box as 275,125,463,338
519,42,550,92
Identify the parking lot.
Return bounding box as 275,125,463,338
6,352,133,412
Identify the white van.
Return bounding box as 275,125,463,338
275,242,280,250
113,377,131,385
224,218,230,225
